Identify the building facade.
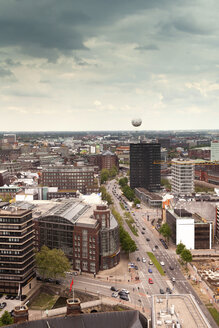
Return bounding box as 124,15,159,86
171,159,194,195
211,141,219,162
35,200,120,274
130,143,161,192
0,206,35,295
41,165,98,194
0,170,10,187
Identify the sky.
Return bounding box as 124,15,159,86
0,0,219,131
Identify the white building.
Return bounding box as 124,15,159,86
171,159,194,195
211,141,219,161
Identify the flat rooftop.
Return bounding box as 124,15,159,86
152,294,210,328
136,188,162,201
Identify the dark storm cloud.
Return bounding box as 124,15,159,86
0,0,180,59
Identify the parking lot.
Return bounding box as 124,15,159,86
0,294,23,313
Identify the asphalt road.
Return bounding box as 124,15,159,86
108,179,217,328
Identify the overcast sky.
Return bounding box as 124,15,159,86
0,0,219,131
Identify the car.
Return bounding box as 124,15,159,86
118,291,127,296
148,268,152,273
121,289,129,294
160,289,165,294
134,265,138,270
10,295,15,300
169,266,174,270
149,260,153,265
152,247,156,251
171,277,176,282
21,295,27,301
112,292,118,298
160,261,165,266
142,258,146,263
5,295,11,300
136,257,140,261
166,287,172,294
0,294,3,299
155,245,158,249
111,286,118,292
142,227,145,230
141,231,145,234
148,278,154,284
73,272,78,276
55,280,61,285
15,295,20,300
10,310,14,317
146,238,150,241
1,302,7,309
120,294,129,301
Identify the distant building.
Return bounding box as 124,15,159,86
211,141,219,161
0,205,36,295
35,200,120,273
0,170,10,187
158,138,170,149
171,159,194,195
42,165,98,194
166,208,213,249
3,133,16,144
130,143,161,192
188,147,210,160
88,151,119,171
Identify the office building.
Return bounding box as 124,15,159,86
0,170,10,187
42,165,98,194
211,141,219,162
166,208,213,249
0,205,35,295
35,200,120,273
130,143,161,192
171,159,194,195
88,151,119,171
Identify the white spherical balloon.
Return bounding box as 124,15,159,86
131,118,142,127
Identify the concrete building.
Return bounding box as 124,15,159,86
0,170,10,187
171,159,194,195
135,188,162,208
42,165,98,194
0,205,36,295
130,143,161,192
34,199,120,273
211,140,219,162
166,208,213,249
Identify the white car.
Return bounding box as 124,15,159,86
121,289,130,294
112,292,118,298
142,258,146,263
160,261,165,266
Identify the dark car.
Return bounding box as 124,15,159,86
55,280,61,285
169,266,174,270
141,231,145,234
10,295,15,300
160,289,165,294
142,227,146,230
120,294,129,301
134,265,138,270
1,302,7,309
21,295,27,301
10,310,14,317
166,287,172,294
146,238,150,241
5,295,11,300
136,257,140,261
36,276,43,281
155,245,158,249
118,291,126,296
0,294,3,299
111,286,118,292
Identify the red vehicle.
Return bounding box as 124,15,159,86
148,278,154,284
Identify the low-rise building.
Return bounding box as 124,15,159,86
135,188,162,207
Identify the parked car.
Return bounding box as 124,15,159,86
118,291,127,296
134,265,138,270
155,245,158,249
142,227,145,230
148,268,152,273
142,258,146,263
148,278,154,284
0,294,3,299
169,266,174,270
111,286,118,292
10,295,15,300
120,294,129,301
149,260,153,265
146,238,150,241
141,231,145,234
136,257,140,261
160,289,165,294
120,289,129,294
5,295,11,300
171,277,176,282
166,287,172,294
111,292,118,298
160,261,165,266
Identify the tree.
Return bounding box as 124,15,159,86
159,223,172,243
0,311,13,325
119,177,128,187
180,248,192,267
133,198,140,206
119,226,137,253
122,185,135,201
176,242,185,255
100,169,109,184
109,165,118,179
35,246,71,279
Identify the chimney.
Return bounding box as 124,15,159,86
66,298,82,316
13,305,29,324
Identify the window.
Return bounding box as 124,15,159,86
82,261,88,271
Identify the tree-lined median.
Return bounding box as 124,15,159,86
147,252,165,276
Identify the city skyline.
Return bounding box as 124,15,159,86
0,0,219,131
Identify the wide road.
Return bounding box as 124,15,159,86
108,179,217,328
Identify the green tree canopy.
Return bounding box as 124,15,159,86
180,248,192,266
119,177,128,187
134,198,141,206
176,242,186,255
100,169,110,184
35,246,71,279
109,165,118,178
100,186,113,205
122,185,135,201
0,311,13,325
119,226,137,253
159,223,172,242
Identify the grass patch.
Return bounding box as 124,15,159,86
206,306,219,326
147,252,165,276
120,202,125,210
30,293,59,310
125,219,138,236
112,207,123,226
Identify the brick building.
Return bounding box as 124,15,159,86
88,151,119,171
